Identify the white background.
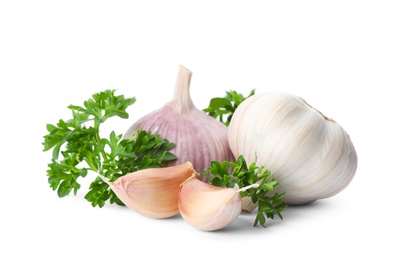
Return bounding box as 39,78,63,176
1,0,406,259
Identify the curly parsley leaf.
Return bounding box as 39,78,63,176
202,155,287,227
203,89,255,126
43,89,177,207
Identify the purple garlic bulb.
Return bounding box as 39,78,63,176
123,65,234,182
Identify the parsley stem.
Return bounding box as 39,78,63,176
237,183,259,193
97,172,110,183
94,121,108,162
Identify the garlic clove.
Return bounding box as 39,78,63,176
102,162,196,219
123,65,235,182
178,174,242,231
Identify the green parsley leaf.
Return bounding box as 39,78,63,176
43,89,177,207
203,89,255,126
202,155,287,227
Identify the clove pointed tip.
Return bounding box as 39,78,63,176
179,64,192,74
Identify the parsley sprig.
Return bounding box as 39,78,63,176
203,89,255,126
202,155,287,227
42,90,177,207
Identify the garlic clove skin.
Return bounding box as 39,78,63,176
178,174,242,231
103,162,195,219
228,92,357,207
123,65,234,182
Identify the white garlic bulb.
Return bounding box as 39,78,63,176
124,65,234,182
228,92,357,207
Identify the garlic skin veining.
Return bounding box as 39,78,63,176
101,162,196,219
178,173,242,231
228,92,357,207
123,65,234,182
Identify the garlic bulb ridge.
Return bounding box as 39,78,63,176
124,65,234,182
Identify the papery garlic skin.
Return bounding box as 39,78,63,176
228,92,357,206
124,65,234,182
178,175,242,231
105,162,195,218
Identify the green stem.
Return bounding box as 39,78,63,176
237,183,259,193
94,121,108,162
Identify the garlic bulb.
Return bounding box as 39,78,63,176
228,92,357,207
178,173,242,231
101,162,195,218
124,65,234,182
